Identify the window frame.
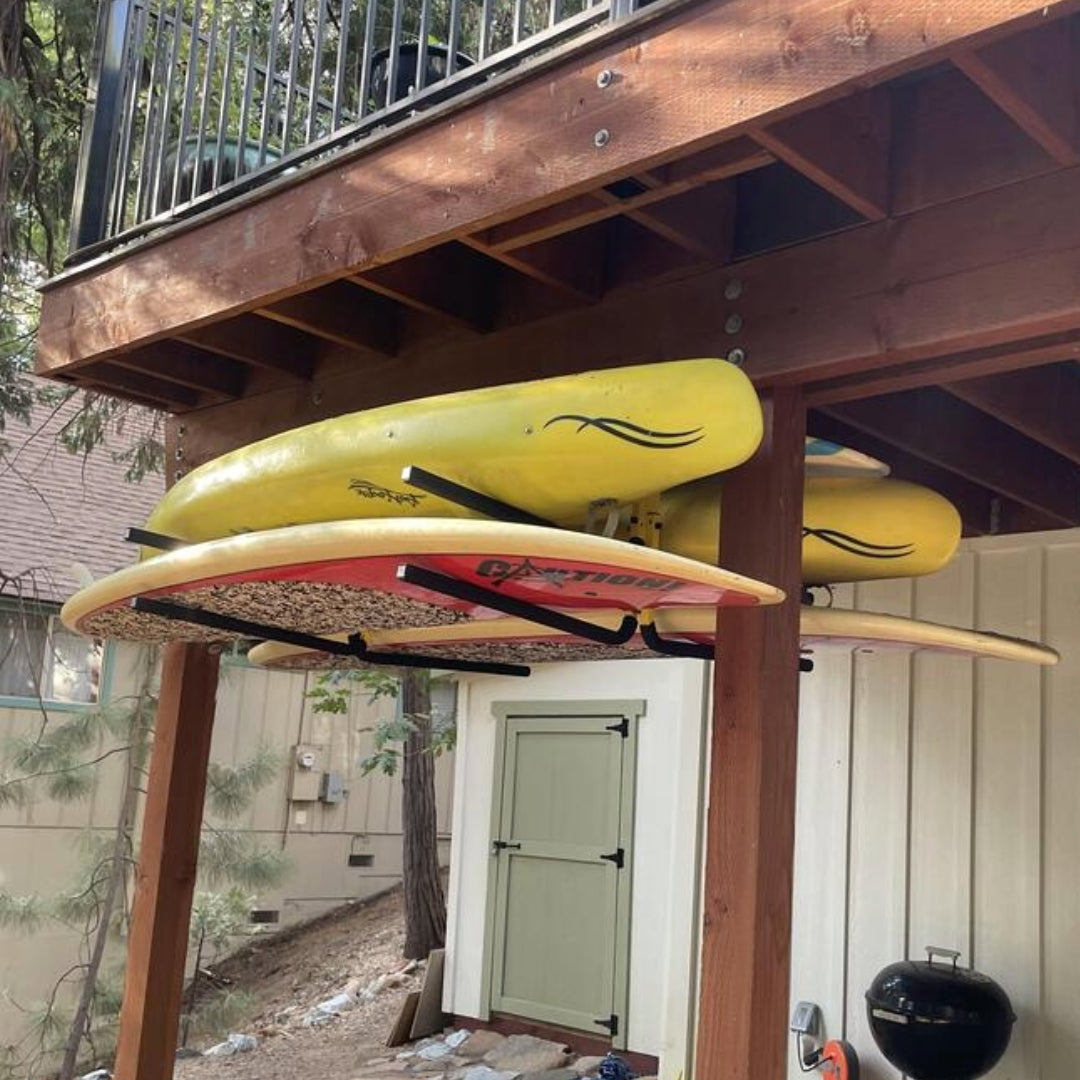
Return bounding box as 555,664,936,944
0,598,111,711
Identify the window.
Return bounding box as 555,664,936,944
0,603,102,705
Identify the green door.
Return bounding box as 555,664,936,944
487,704,638,1044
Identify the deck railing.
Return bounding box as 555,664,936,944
70,0,640,259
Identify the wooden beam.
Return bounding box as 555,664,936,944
823,388,1080,524
154,160,1080,466
84,363,201,409
953,21,1080,166
752,88,891,220
39,0,1080,374
111,340,247,399
698,389,805,1080
806,332,1080,404
621,182,735,262
464,227,607,301
943,363,1080,466
179,315,318,380
483,139,772,252
259,282,399,355
353,244,497,331
113,643,220,1080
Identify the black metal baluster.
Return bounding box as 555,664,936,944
445,0,463,75
306,0,329,140
151,0,185,212
478,0,494,60
415,0,431,94
384,0,405,106
258,0,284,166
132,0,167,220
330,0,352,129
169,0,204,208
236,28,257,166
281,0,305,150
356,0,377,117
212,21,237,188
191,0,220,201
109,0,146,232
70,0,134,251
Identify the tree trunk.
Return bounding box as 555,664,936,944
400,670,446,960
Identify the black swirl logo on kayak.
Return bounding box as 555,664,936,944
803,527,915,560
543,414,704,449
349,479,426,508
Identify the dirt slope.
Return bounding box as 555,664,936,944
175,885,423,1080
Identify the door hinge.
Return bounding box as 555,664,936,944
600,848,625,869
593,1014,619,1036
605,717,629,738
491,840,522,853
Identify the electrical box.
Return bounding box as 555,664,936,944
321,771,345,804
289,743,328,802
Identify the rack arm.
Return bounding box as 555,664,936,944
130,596,530,677
397,563,638,646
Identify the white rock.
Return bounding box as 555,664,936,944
80,1071,111,1080
418,1042,454,1061
463,1067,517,1080
445,1030,470,1049
203,1033,258,1056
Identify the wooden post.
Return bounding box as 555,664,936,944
695,388,806,1080
113,642,221,1080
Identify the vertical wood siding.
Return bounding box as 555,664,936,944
789,531,1080,1080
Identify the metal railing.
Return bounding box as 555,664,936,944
70,0,635,258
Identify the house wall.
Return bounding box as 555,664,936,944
0,644,454,1047
445,528,1080,1080
444,659,710,1077
789,529,1080,1080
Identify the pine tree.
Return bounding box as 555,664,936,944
309,666,453,960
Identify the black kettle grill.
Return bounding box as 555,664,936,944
865,947,1015,1080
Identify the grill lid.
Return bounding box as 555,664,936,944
866,947,1016,1026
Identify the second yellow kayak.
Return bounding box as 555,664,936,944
662,476,962,584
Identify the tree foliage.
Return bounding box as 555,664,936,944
1,0,164,478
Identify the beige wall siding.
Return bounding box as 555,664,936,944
789,530,1080,1080
0,649,454,1046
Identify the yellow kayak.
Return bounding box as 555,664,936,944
147,358,762,541
662,476,962,584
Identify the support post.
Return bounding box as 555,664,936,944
695,389,806,1080
113,642,221,1080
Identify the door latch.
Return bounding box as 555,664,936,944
491,840,522,854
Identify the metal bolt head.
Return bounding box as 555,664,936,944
594,128,611,148
596,69,614,89
724,279,743,301
726,347,746,367
724,313,743,335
